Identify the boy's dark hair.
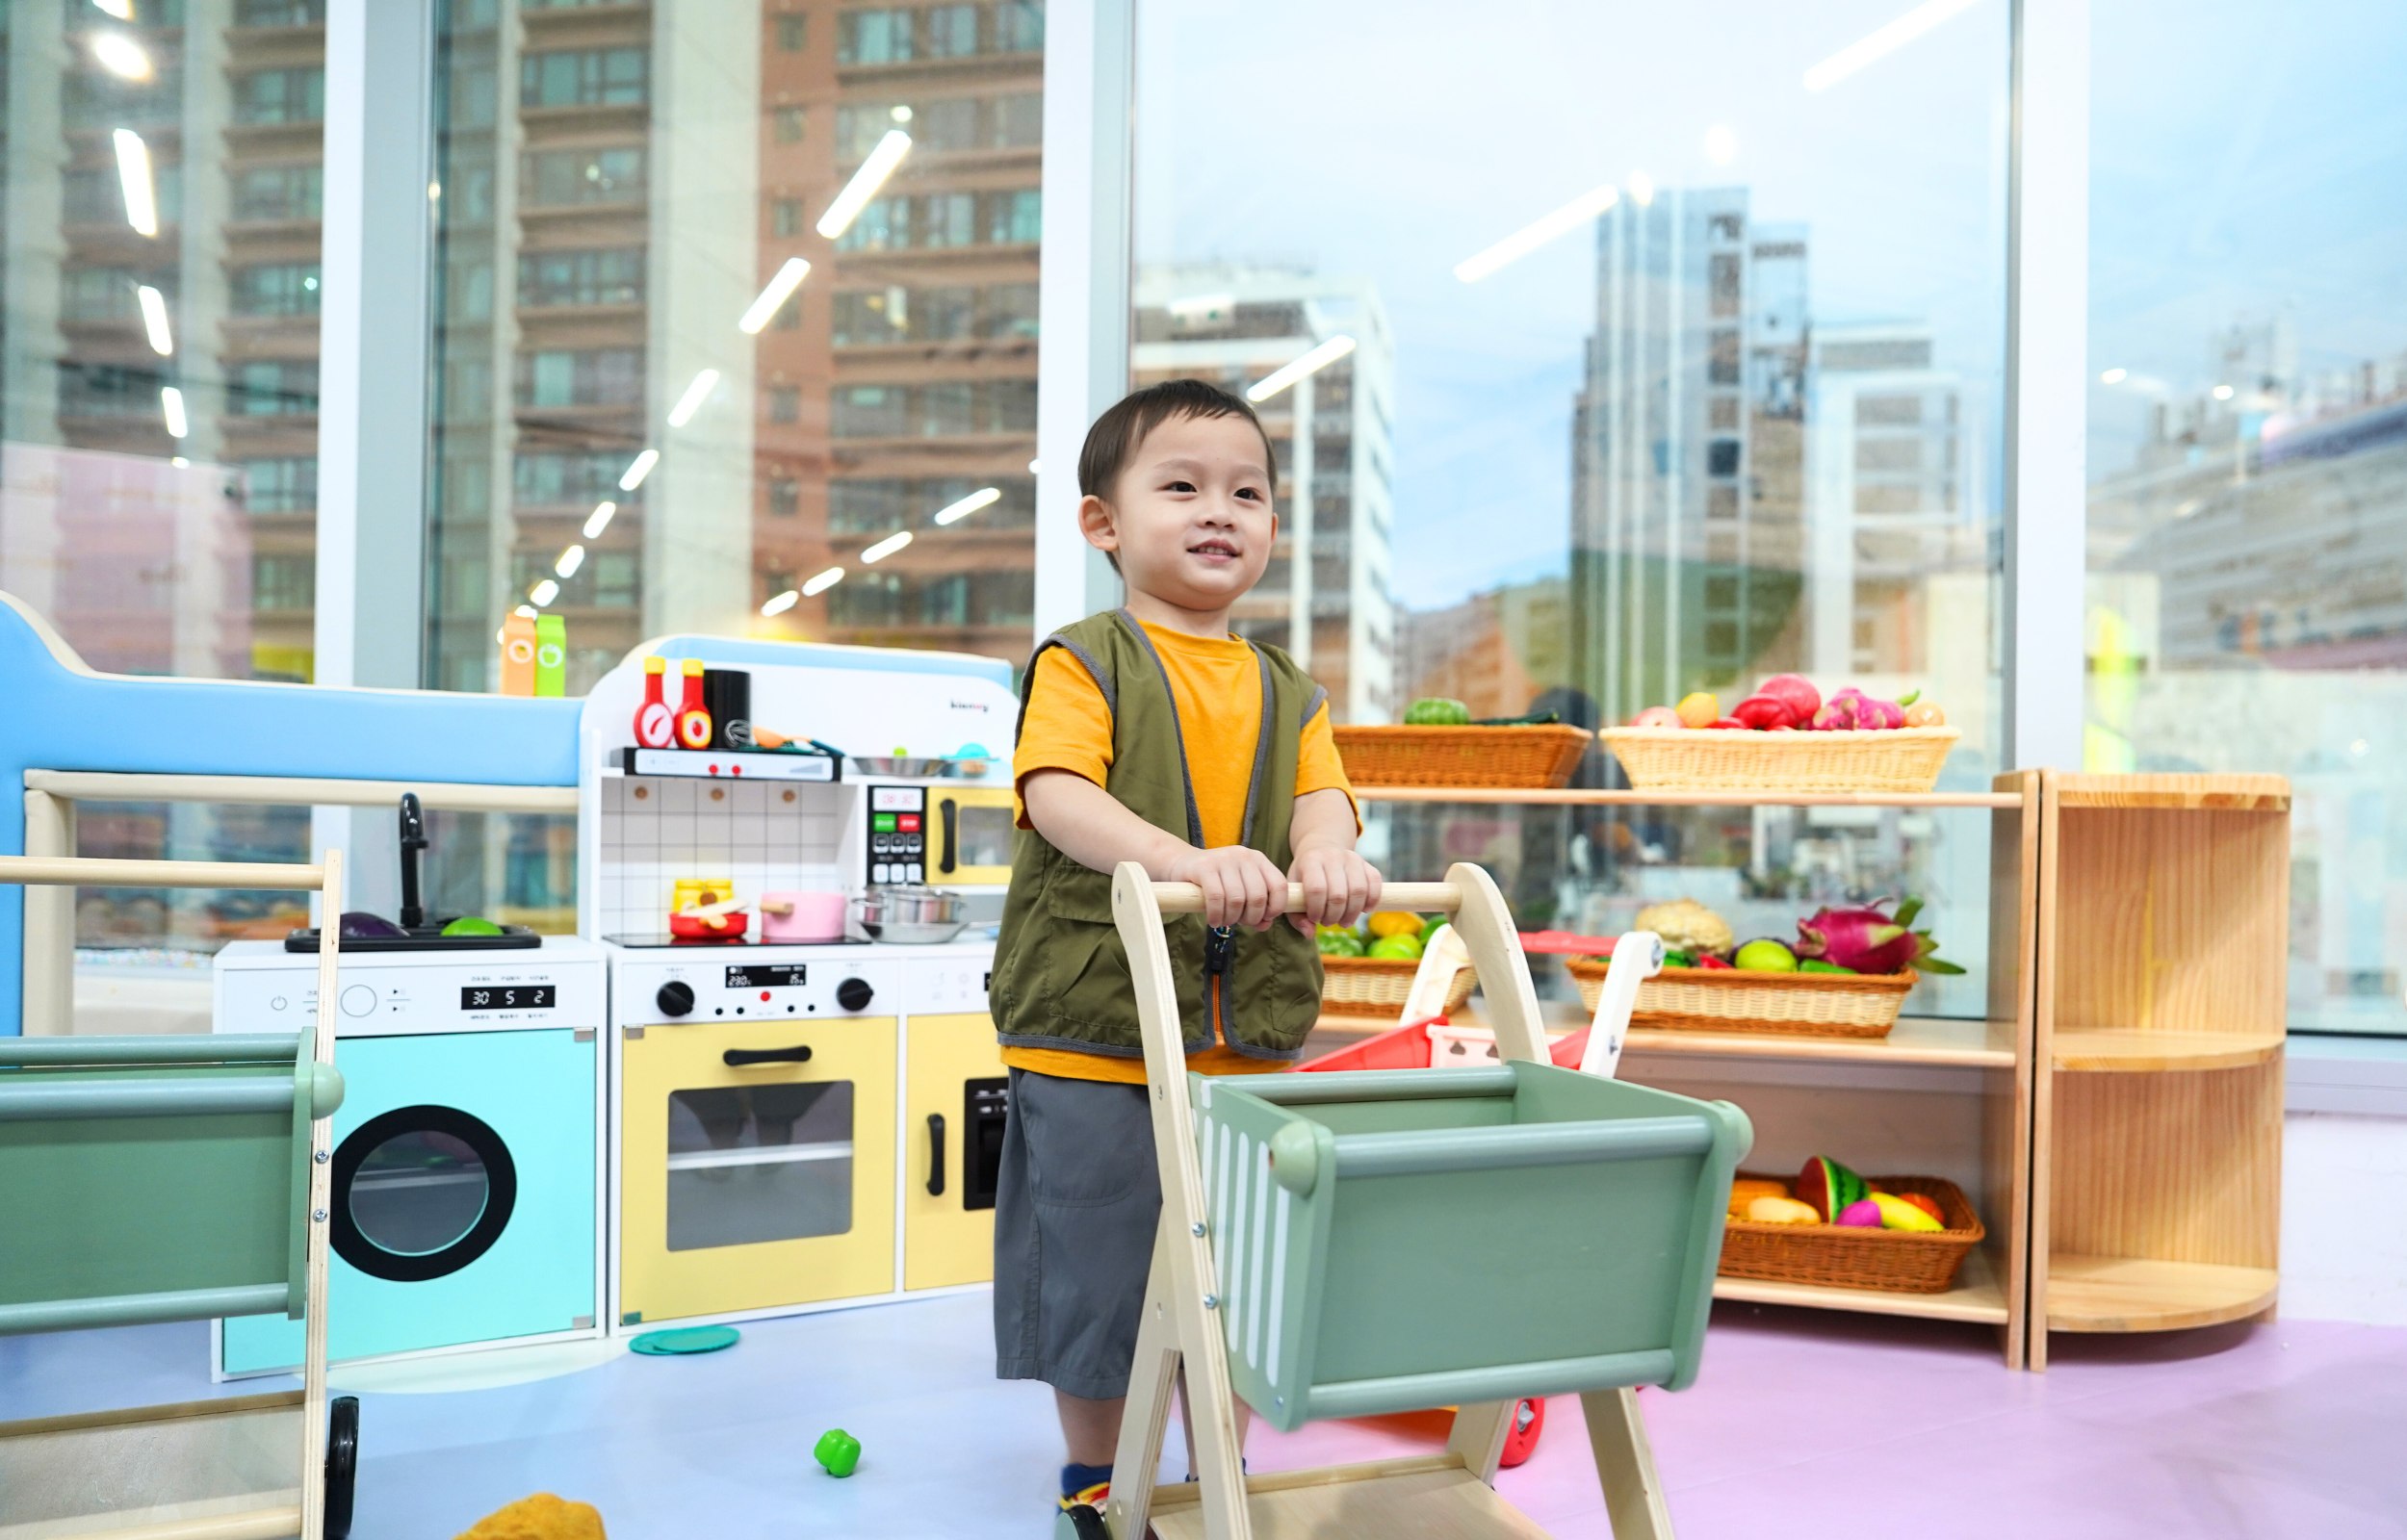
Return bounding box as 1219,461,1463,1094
1078,377,1280,503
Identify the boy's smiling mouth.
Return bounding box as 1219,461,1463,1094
1187,537,1241,564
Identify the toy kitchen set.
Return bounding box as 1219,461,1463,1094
577,637,1019,1335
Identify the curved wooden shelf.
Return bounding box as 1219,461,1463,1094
1357,786,2023,808
2052,1028,2287,1072
2046,1254,2279,1333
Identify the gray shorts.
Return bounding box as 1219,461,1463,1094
993,1067,1162,1400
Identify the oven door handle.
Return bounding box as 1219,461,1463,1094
722,1045,815,1067
938,798,958,875
926,1113,946,1196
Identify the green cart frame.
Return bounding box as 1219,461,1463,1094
1075,862,1750,1540
0,851,352,1540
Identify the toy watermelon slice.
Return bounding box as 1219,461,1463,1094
1796,1156,1869,1223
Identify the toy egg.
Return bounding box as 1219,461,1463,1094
1836,1198,1884,1228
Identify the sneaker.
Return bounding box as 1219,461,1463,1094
1059,1462,1113,1513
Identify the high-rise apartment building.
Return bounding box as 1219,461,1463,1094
1130,266,1395,723
425,0,1046,694
1568,188,1810,726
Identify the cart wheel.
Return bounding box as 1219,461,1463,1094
1499,1397,1545,1469
325,1395,360,1540
1056,1502,1112,1539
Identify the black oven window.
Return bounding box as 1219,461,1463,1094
957,804,1012,868
665,1082,854,1251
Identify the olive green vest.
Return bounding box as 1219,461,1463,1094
991,610,1329,1062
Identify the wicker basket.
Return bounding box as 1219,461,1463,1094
1598,726,1960,794
1718,1172,1984,1294
1318,954,1477,1018
1333,724,1592,790
1565,957,1915,1040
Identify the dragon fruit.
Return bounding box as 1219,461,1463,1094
1809,686,1905,731
1794,896,1964,975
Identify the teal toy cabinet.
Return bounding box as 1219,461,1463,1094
1072,861,1750,1540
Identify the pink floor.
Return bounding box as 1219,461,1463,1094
1238,1304,2407,1538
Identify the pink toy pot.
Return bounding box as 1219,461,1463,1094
759,889,845,943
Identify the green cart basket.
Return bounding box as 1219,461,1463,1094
0,851,357,1540
1073,862,1750,1540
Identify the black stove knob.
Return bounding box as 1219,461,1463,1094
836,977,874,1013
656,981,696,1017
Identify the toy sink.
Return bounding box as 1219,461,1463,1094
1193,1060,1749,1433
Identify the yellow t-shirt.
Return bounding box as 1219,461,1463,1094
1006,620,1357,1083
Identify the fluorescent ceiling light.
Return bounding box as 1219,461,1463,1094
2099,368,2128,385
136,285,172,355
1803,0,1982,92
1247,335,1358,403
1026,458,1041,475
1454,184,1618,284
513,603,539,619
861,529,913,563
933,486,1001,526
582,500,616,538
2213,384,2235,400
555,545,585,578
529,578,560,606
92,0,135,16
891,105,913,123
738,258,811,334
113,129,157,238
618,449,659,492
1627,172,1655,207
169,455,189,468
761,589,800,617
666,369,719,427
1703,124,1739,165
801,566,844,597
816,130,912,240
91,33,152,81
158,385,187,439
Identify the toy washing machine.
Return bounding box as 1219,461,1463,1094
210,937,607,1375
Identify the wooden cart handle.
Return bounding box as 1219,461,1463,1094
1150,880,1460,915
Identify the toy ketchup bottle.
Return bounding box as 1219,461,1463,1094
675,658,713,749
634,656,677,748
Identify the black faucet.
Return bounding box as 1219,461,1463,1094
398,792,428,931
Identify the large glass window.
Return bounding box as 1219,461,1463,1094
427,0,1046,694
1134,2,2008,1013
3,1,324,682
2085,1,2407,1037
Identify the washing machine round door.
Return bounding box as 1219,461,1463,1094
330,1105,518,1282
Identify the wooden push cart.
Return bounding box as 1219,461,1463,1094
0,851,356,1540
1065,862,1750,1540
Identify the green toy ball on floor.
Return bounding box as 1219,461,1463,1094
815,1427,862,1478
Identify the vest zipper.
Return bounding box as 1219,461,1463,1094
1205,925,1235,1045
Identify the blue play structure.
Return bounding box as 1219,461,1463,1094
0,593,1016,1038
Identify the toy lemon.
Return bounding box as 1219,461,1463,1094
1366,911,1424,940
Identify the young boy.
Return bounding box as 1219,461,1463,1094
990,378,1384,1514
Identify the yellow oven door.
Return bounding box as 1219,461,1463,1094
904,1013,1008,1291
621,1016,896,1325
930,787,1016,887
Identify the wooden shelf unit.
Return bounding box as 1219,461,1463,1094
1346,769,2042,1367
2028,772,2289,1369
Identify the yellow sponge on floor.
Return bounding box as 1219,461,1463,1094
455,1494,607,1540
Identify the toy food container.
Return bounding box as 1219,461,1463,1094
760,890,844,943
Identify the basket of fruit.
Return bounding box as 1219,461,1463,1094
1564,898,1957,1040
1333,699,1592,790
1719,1158,1985,1294
1315,911,1472,1017
1600,675,1959,794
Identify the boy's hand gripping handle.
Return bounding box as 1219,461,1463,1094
1151,880,1459,915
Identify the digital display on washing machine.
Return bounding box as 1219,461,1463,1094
726,963,808,988
460,986,556,1011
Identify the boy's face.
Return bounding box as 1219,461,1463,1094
1081,412,1277,615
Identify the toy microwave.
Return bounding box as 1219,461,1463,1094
859,783,1014,890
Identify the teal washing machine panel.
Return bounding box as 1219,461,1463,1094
221,1028,596,1374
